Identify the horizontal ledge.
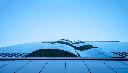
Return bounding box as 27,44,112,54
0,57,128,61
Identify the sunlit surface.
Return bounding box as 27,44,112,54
0,40,128,73
0,60,128,73
0,40,128,58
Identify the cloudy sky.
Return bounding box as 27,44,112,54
0,0,128,47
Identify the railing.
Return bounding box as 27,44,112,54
0,57,128,61
0,53,29,57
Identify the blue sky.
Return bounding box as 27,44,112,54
0,0,128,47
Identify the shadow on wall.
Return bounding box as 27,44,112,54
26,49,78,57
